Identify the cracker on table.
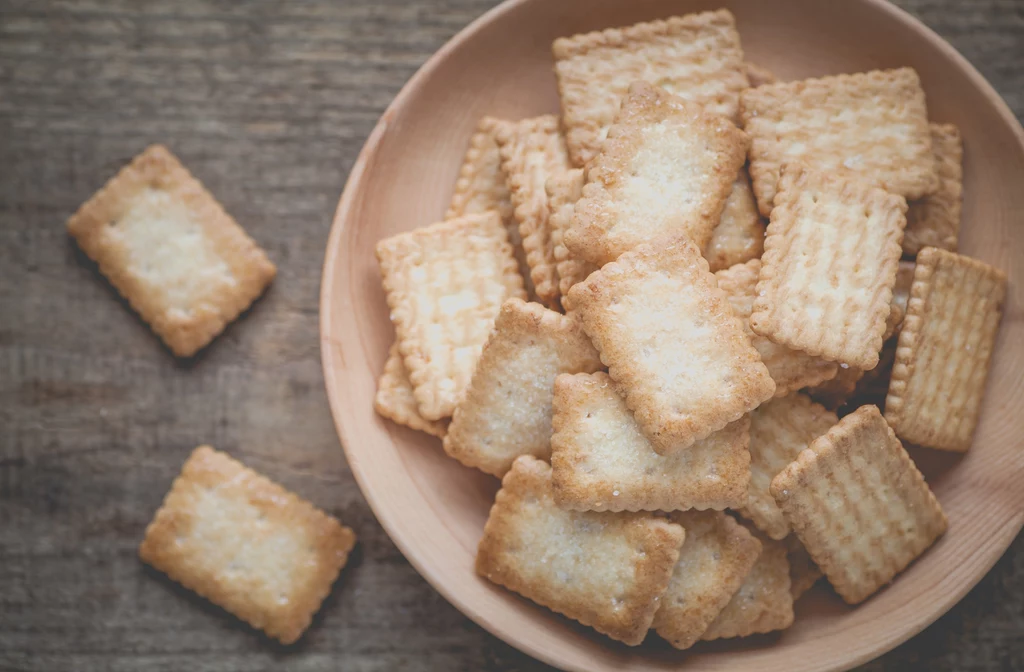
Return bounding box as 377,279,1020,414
139,446,356,644
705,168,766,273
652,511,761,650
785,534,823,600
716,259,839,395
376,212,526,421
551,372,751,512
374,343,450,439
566,81,749,267
744,62,778,88
903,124,963,255
553,9,748,166
495,115,572,307
740,68,938,216
476,456,684,645
443,299,602,477
547,169,599,311
567,237,775,454
67,144,276,357
741,394,838,540
885,248,1008,452
751,165,908,370
771,405,948,604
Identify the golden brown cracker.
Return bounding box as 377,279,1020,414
744,62,778,88
785,534,822,600
547,169,599,310
374,344,450,438
705,168,766,273
903,124,963,255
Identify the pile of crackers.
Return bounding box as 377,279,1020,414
374,9,1009,648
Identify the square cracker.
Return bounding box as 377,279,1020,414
785,535,823,600
652,511,761,650
885,248,1007,452
476,456,684,646
551,372,751,512
705,168,766,273
374,344,450,438
139,446,356,644
740,67,938,216
741,393,838,540
547,169,599,311
553,9,748,166
376,211,526,421
771,405,948,604
67,144,276,357
566,81,749,267
751,165,908,370
494,116,572,307
443,299,602,477
903,123,964,255
567,237,775,454
717,259,839,395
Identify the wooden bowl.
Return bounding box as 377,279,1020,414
321,0,1024,669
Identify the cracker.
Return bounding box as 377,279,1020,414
547,169,599,311
716,259,839,395
476,456,684,645
139,446,356,644
771,405,948,604
652,511,761,650
566,82,749,266
741,68,938,216
376,212,526,421
67,144,276,357
705,169,766,272
885,248,1008,452
374,344,450,438
495,116,572,307
741,394,838,540
806,364,866,412
443,299,602,477
744,62,778,88
551,372,751,512
785,534,823,600
751,165,908,370
903,124,963,255
567,237,775,454
553,9,748,166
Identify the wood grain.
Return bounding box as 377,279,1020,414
0,1,1021,670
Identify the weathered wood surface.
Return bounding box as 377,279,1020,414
0,1,1020,670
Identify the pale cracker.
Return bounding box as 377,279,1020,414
744,62,778,88
885,248,1008,452
551,372,751,512
547,169,599,311
476,456,684,645
785,534,823,600
751,164,908,370
903,124,963,255
376,212,526,421
553,9,748,166
67,144,276,357
652,511,761,650
705,168,766,273
740,68,938,216
566,82,749,267
771,405,948,604
374,344,450,438
443,299,602,477
567,237,775,454
139,446,356,644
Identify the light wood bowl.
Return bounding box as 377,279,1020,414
321,0,1024,669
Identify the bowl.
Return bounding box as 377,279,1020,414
320,0,1024,669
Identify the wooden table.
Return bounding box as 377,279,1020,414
0,1,1020,670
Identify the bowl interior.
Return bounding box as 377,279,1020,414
321,0,1024,670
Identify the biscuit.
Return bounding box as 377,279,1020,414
785,534,823,600
744,62,778,88
374,344,450,438
67,144,276,357
903,124,963,255
547,169,599,311
705,169,766,273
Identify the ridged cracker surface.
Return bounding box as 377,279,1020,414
547,169,599,311
885,248,1007,452
476,456,684,645
785,534,823,600
374,344,450,438
771,405,948,604
903,123,964,255
551,372,751,512
705,169,766,272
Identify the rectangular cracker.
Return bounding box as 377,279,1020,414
741,394,838,539
566,82,749,266
476,456,684,645
652,511,761,650
374,344,450,438
740,68,938,216
903,123,964,255
705,168,766,273
443,299,602,477
551,372,751,512
717,259,839,395
553,9,748,166
744,62,778,88
139,446,356,644
771,405,948,604
494,116,572,307
67,144,276,357
376,212,526,421
547,169,599,311
785,535,823,600
751,165,908,370
567,237,775,454
885,248,1008,452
